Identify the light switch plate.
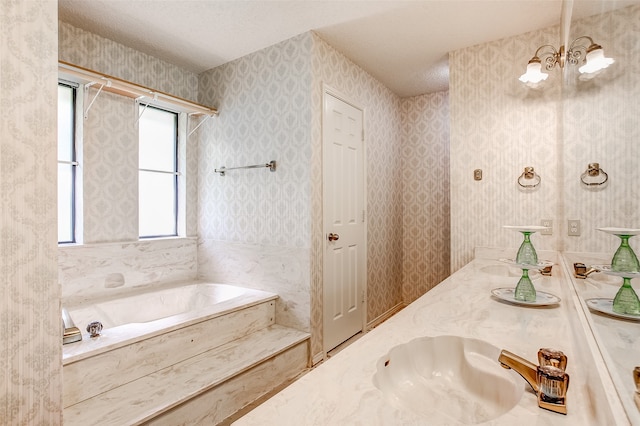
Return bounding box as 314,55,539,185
568,220,581,236
540,219,553,235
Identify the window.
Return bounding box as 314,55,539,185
138,105,178,238
58,83,77,243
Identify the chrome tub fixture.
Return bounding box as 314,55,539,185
519,36,614,87
499,348,569,414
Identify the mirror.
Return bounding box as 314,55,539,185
563,1,640,422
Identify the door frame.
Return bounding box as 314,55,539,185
321,84,368,355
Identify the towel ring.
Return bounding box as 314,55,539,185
580,163,608,186
518,167,541,188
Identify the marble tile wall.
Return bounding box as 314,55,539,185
0,0,61,422
59,238,197,304
401,92,451,303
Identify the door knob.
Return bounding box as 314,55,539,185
328,233,339,242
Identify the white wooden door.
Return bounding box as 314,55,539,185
322,90,366,353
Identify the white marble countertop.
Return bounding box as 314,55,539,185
234,249,624,425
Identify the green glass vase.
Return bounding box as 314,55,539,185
516,232,538,266
612,277,640,316
514,269,536,302
611,235,640,273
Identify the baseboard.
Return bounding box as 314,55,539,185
366,302,405,331
311,351,325,366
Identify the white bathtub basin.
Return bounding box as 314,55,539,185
373,335,524,424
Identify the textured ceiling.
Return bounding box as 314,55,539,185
58,0,628,97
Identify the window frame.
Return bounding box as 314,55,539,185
58,81,79,244
138,104,180,239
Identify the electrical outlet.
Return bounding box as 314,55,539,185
568,219,581,236
540,219,553,235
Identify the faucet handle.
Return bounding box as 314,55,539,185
538,348,567,371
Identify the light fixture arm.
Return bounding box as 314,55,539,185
566,35,597,67
530,44,563,71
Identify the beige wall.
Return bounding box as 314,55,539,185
0,0,61,422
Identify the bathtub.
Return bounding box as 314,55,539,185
62,282,278,364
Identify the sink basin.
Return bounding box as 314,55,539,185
480,264,540,279
373,335,524,424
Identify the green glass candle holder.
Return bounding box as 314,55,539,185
514,269,536,302
611,234,640,273
516,232,538,265
612,277,640,316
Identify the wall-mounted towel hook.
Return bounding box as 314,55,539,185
518,166,541,189
580,163,608,186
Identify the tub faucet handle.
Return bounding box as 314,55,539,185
87,321,103,338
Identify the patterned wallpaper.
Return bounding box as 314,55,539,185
59,22,199,103
310,33,405,344
1,0,61,422
450,5,640,271
401,92,450,303
82,91,138,243
59,22,201,243
450,25,562,272
562,4,640,254
196,33,313,336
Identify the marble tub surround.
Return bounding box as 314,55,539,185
234,253,620,425
562,252,640,425
59,237,197,304
198,239,311,334
63,282,310,425
63,282,277,364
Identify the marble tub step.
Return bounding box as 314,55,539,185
63,325,310,426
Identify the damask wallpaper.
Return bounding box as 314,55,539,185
401,92,450,303
562,5,640,254
310,33,405,354
450,25,562,272
1,0,61,422
450,5,640,272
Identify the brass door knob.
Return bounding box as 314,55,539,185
328,233,339,242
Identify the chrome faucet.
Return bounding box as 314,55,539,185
573,262,600,279
498,348,569,414
62,307,82,345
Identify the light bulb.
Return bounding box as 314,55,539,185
578,46,614,74
519,60,549,85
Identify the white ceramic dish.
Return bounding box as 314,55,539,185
596,227,640,236
499,258,554,270
503,225,550,233
586,298,640,321
491,287,560,306
591,265,640,279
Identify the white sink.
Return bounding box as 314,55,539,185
373,335,524,424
